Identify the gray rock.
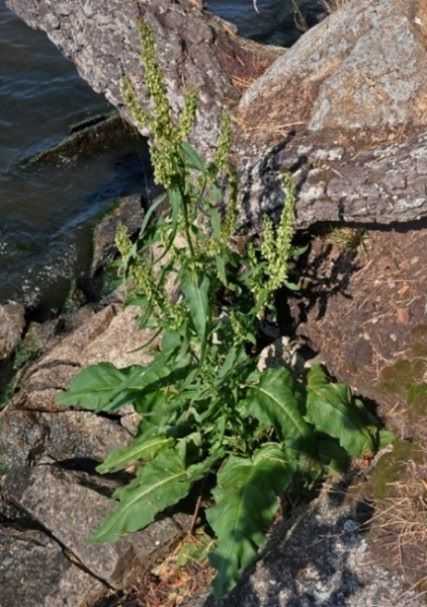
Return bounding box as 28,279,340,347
8,0,427,229
91,194,144,277
0,302,25,361
0,297,182,602
0,408,132,469
218,482,425,607
9,303,155,413
0,526,105,607
3,465,184,588
5,0,280,156
257,336,305,375
39,303,155,369
240,0,427,135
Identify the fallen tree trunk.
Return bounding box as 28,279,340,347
6,0,427,229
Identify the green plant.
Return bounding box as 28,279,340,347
13,333,41,371
0,333,42,409
58,22,391,597
325,226,367,253
0,377,15,410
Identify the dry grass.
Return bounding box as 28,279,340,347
140,533,215,607
323,226,368,254
321,0,350,14
370,453,427,593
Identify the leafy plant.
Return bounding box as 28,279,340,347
58,21,391,597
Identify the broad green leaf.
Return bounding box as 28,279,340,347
96,436,174,474
162,330,183,354
169,187,183,220
182,272,210,343
57,352,175,412
138,193,167,241
245,368,309,441
306,365,375,457
180,142,206,172
217,346,243,381
216,255,228,286
378,429,395,449
206,444,291,597
57,363,141,411
92,449,209,543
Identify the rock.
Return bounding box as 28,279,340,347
24,111,140,166
3,465,185,589
0,408,132,469
0,302,25,361
236,0,427,230
119,405,141,436
40,303,154,368
91,194,144,277
0,295,183,602
22,318,59,357
0,526,105,607
218,479,425,607
239,0,427,140
257,336,305,375
10,303,155,413
8,0,427,229
6,0,279,155
292,228,427,442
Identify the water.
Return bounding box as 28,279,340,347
208,0,324,44
0,1,148,311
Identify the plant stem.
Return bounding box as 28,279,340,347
190,493,203,535
181,189,195,259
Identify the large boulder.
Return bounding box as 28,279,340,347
239,0,427,142
6,0,427,227
0,301,183,606
183,475,425,607
292,227,427,442
5,0,280,154
237,0,427,229
0,526,105,607
3,465,185,589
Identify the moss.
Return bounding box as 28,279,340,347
378,323,427,418
13,332,42,371
0,377,15,410
407,383,427,416
369,439,421,501
22,112,140,167
380,358,427,400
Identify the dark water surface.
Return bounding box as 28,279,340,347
208,0,323,44
0,1,147,310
